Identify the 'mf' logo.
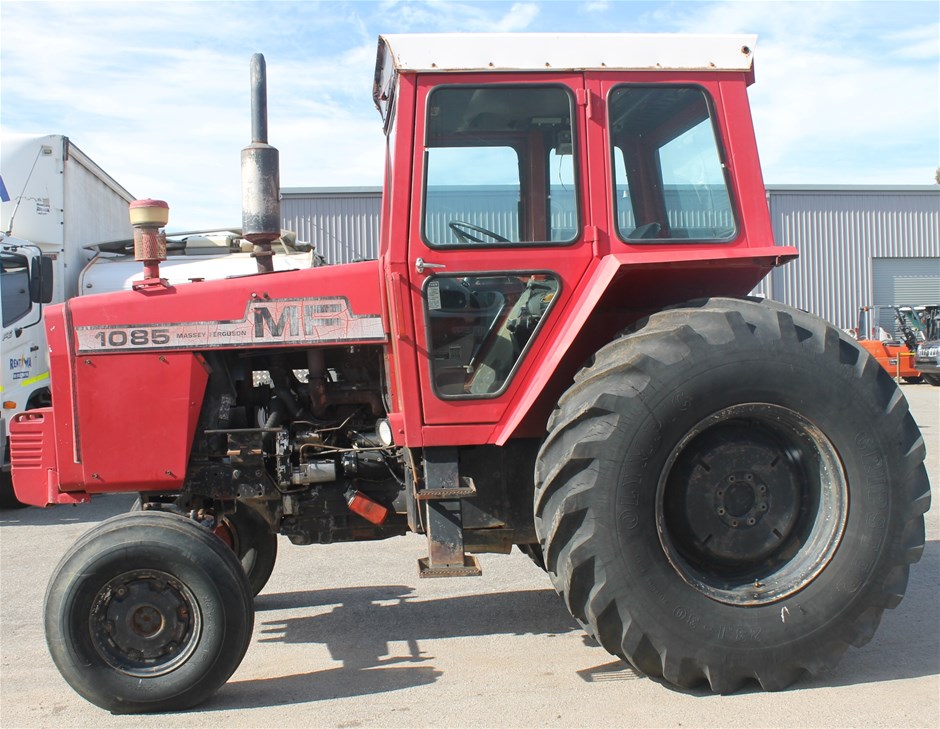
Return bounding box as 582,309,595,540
253,306,299,338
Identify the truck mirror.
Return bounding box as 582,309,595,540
29,254,54,304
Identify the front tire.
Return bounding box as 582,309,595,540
535,298,929,692
45,511,254,713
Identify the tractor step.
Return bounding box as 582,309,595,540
417,447,481,578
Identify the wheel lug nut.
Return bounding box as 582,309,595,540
717,508,726,515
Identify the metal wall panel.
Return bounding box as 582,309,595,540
280,188,381,264
764,187,940,329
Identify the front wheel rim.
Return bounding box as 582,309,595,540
656,403,848,606
88,569,202,677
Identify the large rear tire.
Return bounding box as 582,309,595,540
535,297,929,692
45,510,254,713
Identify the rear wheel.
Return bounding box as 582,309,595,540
535,298,929,692
45,511,254,713
923,373,940,386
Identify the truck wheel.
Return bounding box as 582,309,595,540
215,505,278,596
535,297,929,692
45,510,254,713
923,374,940,386
0,469,28,509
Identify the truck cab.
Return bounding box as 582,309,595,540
1,235,53,506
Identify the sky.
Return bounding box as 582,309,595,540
1,0,938,231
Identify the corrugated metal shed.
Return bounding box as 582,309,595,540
281,184,940,329
281,187,381,264
762,186,939,329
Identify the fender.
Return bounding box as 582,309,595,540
491,246,797,445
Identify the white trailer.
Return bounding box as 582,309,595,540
1,134,135,506
2,136,319,507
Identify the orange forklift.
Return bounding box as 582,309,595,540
855,305,924,383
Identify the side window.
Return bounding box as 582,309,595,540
423,85,578,247
425,273,559,398
1,253,32,327
610,86,736,242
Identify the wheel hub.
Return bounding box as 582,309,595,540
657,404,848,605
89,569,201,677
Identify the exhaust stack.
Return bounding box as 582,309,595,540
241,53,280,273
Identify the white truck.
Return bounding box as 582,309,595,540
1,134,135,507
2,135,318,507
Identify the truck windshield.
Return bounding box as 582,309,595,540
609,85,736,243
1,252,32,327
422,85,578,247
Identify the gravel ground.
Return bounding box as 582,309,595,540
0,383,937,729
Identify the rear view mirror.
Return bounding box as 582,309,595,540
29,255,54,304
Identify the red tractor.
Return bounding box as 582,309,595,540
10,34,929,712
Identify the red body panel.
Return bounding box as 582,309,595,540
393,69,795,445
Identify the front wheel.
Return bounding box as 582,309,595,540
535,298,929,692
45,511,254,713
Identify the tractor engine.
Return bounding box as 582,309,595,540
157,345,409,545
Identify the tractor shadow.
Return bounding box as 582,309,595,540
208,585,579,710
210,541,939,709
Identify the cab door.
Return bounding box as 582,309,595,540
406,73,598,431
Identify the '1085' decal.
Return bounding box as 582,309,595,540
94,328,171,348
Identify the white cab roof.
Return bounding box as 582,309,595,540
378,33,755,73
374,33,756,115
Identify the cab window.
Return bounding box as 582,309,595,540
425,273,559,397
1,252,32,327
610,85,736,242
423,85,578,247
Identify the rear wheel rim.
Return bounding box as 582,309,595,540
656,404,848,605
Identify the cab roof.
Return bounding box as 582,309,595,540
373,33,757,116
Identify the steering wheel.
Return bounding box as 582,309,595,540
448,221,510,244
